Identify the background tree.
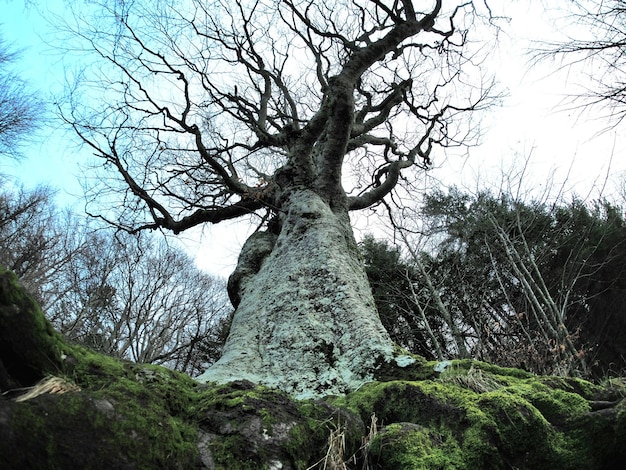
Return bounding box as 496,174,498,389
0,183,81,306
360,235,446,360
536,0,626,123
0,12,235,379
372,186,626,378
0,179,231,376
47,231,231,376
59,0,499,397
0,36,44,160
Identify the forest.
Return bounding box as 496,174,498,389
2,0,626,468
4,178,626,382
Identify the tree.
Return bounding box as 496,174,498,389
546,199,626,377
387,186,626,378
0,183,80,306
61,0,498,397
536,0,626,123
47,231,231,376
0,36,44,160
0,178,231,375
360,235,446,360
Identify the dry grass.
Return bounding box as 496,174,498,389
439,364,502,393
357,413,378,470
13,375,80,402
307,419,347,470
307,413,380,470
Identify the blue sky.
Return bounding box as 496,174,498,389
3,1,626,275
2,0,86,206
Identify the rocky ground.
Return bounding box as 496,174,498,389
1,267,625,469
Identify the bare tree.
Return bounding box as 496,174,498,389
60,0,498,397
535,0,626,123
483,209,588,376
0,36,44,160
0,183,81,305
0,180,230,375
47,231,230,376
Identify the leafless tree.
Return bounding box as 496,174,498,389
0,36,44,160
59,0,499,396
0,180,230,375
0,183,80,305
534,0,626,123
47,231,230,376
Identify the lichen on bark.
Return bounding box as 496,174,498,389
198,189,413,399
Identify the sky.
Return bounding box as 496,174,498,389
2,0,626,277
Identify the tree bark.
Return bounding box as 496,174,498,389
198,189,399,398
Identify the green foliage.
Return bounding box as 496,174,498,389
360,236,444,359
364,187,626,379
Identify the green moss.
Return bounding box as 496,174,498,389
210,434,264,469
436,359,533,384
63,357,200,468
474,390,556,468
0,267,194,466
537,376,603,400
598,376,626,399
285,400,363,469
4,391,200,470
369,422,466,469
373,347,435,382
0,269,66,386
336,380,473,427
336,366,626,470
285,417,331,469
495,379,590,429
0,289,201,470
4,266,626,469
191,380,364,469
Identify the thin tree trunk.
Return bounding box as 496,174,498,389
400,231,469,357
404,269,444,361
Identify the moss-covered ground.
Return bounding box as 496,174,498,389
334,360,626,469
2,267,626,469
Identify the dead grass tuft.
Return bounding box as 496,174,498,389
12,375,80,402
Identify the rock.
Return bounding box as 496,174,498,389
0,268,64,390
2,266,626,469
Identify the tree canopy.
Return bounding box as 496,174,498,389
0,36,44,160
537,0,626,123
61,0,497,233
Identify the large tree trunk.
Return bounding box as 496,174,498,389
197,189,402,398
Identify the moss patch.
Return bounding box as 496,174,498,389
2,268,626,469
193,380,364,469
337,363,626,469
1,343,201,468
0,268,66,389
369,422,465,470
